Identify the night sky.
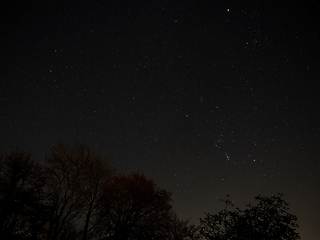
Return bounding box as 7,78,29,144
1,1,319,239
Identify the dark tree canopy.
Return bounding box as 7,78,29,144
0,145,193,240
97,172,174,240
197,194,301,240
44,143,114,240
0,148,47,240
0,146,300,240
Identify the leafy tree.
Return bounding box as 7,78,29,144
97,172,173,240
165,211,195,240
0,148,47,240
197,193,301,240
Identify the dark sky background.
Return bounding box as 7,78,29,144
1,0,319,239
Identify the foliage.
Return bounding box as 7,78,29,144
0,145,300,240
97,172,174,239
0,144,192,240
166,211,195,240
197,194,301,240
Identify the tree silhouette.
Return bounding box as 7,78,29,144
197,193,301,240
79,147,115,240
44,143,114,240
2,145,299,240
165,211,195,240
0,148,47,240
97,172,173,240
0,145,193,240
